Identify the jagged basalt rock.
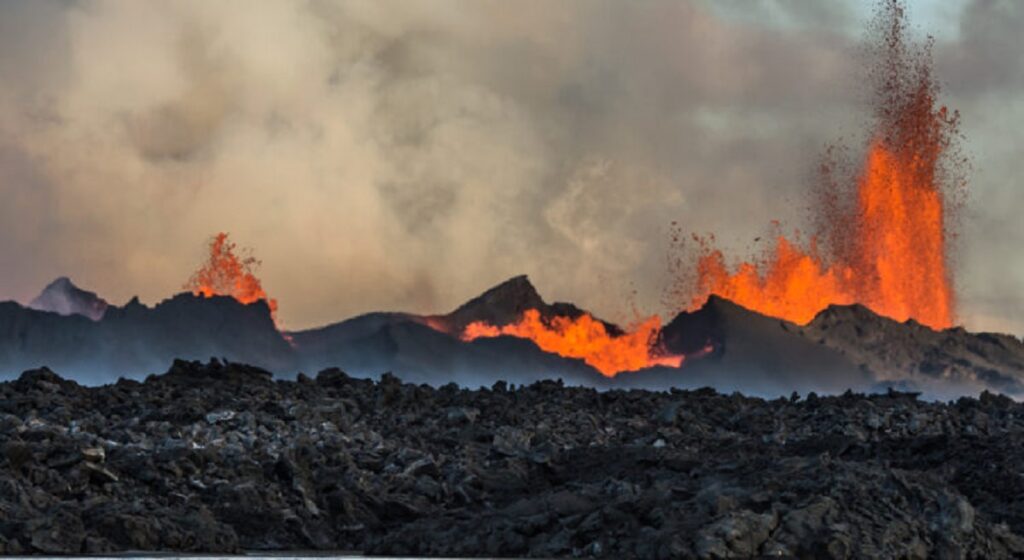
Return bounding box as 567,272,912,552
433,274,609,334
0,292,296,383
3,361,1024,557
804,303,1024,397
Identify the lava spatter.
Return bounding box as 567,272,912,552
682,0,964,331
185,232,280,323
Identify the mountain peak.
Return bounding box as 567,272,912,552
29,277,109,321
443,275,546,332
809,302,891,328
660,295,799,355
473,275,542,305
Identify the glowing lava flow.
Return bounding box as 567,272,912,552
184,232,280,321
686,0,961,331
461,310,683,377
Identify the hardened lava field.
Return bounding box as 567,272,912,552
2,360,1024,558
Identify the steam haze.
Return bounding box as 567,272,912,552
0,0,1021,334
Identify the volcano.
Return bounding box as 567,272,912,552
2,275,1022,399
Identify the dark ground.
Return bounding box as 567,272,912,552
2,360,1024,558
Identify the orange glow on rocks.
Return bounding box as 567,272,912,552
461,310,683,377
693,236,856,327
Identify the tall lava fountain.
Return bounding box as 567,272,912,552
682,0,965,331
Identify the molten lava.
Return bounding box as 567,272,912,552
461,310,683,377
185,232,279,320
685,0,962,331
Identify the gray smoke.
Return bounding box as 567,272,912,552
0,0,1021,335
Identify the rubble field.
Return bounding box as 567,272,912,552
2,359,1024,558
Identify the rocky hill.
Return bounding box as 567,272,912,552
803,304,1024,398
287,277,1024,398
0,292,295,383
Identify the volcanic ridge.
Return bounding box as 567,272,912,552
1,275,1023,400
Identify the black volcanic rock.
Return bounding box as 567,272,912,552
289,275,617,386
293,312,604,388
154,358,274,386
99,293,294,372
0,293,295,382
28,277,109,321
431,274,611,333
288,311,423,361
442,275,547,331
4,274,1024,398
803,303,1024,398
657,296,875,395
3,361,1024,557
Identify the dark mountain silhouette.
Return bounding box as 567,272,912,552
1,291,295,383
422,274,616,334
286,275,610,386
1,275,1022,398
803,303,1024,397
646,295,876,395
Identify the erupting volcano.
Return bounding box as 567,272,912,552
461,310,683,377
683,0,963,331
184,232,279,320
6,1,1024,556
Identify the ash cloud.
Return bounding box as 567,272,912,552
0,0,1021,335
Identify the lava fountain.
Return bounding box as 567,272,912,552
461,310,683,377
184,232,280,322
683,0,964,330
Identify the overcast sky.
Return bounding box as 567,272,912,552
0,0,1021,334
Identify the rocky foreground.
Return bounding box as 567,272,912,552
2,361,1024,558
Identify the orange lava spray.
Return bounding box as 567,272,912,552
681,0,964,330
184,232,280,323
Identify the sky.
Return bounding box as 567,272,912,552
0,0,1021,334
